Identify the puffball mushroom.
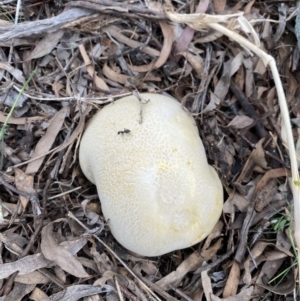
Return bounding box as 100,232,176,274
79,93,223,257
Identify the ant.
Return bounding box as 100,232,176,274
117,128,131,135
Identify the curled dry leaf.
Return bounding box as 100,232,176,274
41,219,89,278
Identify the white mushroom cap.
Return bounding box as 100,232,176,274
79,93,223,256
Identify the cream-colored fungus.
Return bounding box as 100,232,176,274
79,93,223,256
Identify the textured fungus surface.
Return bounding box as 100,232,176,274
79,93,223,256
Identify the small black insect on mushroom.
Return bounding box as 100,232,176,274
117,128,131,135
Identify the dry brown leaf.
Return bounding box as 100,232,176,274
214,59,232,102
200,92,220,114
15,271,50,284
164,9,242,30
286,67,298,104
177,52,204,77
133,261,160,277
54,266,66,284
243,58,254,98
0,111,48,125
105,25,160,57
93,270,117,287
236,138,269,184
45,106,91,165
90,244,116,274
237,16,260,47
25,30,64,60
79,44,109,91
244,0,255,14
230,52,244,77
4,283,35,301
252,139,270,170
243,241,270,285
0,19,13,26
257,250,288,262
0,62,25,83
173,0,209,56
41,220,89,278
226,115,254,130
231,192,251,213
254,179,277,212
273,4,287,43
25,105,69,175
52,81,65,98
202,220,224,250
41,285,113,301
254,48,267,75
14,168,34,209
0,253,51,279
202,269,212,301
29,287,49,301
103,62,130,84
156,239,222,289
223,260,240,297
129,20,174,72
252,258,290,299
211,286,254,301
244,237,292,287
213,0,226,13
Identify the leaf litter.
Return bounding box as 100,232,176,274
0,0,299,300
